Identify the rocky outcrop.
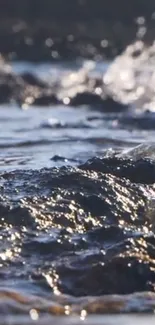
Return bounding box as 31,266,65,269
0,156,155,297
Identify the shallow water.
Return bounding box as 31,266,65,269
0,56,154,171
0,104,144,171
1,44,155,323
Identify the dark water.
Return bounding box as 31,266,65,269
1,42,155,323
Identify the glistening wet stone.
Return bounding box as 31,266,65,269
0,156,155,299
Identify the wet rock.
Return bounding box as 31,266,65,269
51,155,68,162
0,72,25,103
101,96,128,112
80,156,155,184
69,91,128,111
21,72,47,88
0,156,155,297
50,155,79,163
69,92,104,107
0,83,12,103
55,234,155,295
64,253,155,296
32,92,60,106
0,70,60,106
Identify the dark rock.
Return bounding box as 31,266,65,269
70,92,128,111
51,155,68,162
119,114,155,130
0,156,155,297
0,71,61,106
69,92,104,107
32,93,60,106
0,72,25,103
0,83,12,103
101,96,128,112
80,157,155,184
21,72,47,88
64,254,154,296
